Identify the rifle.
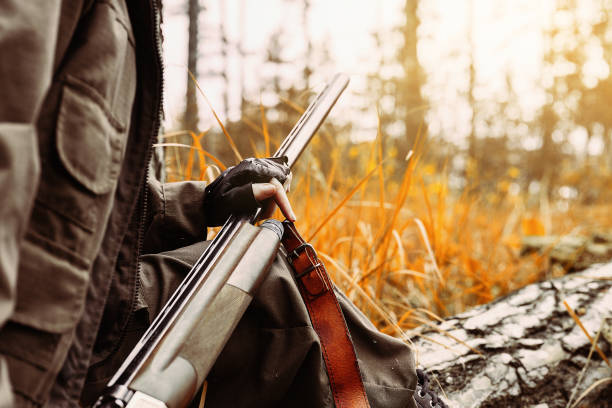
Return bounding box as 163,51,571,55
95,73,350,408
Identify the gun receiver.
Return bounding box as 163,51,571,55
95,73,349,408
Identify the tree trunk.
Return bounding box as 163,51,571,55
411,264,612,407
184,0,200,132
467,0,477,164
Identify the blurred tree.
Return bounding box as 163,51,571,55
219,0,230,119
533,0,612,197
473,73,519,189
368,0,427,177
576,2,612,166
467,0,477,164
532,0,579,190
238,0,247,114
396,0,427,148
183,0,201,132
302,0,313,89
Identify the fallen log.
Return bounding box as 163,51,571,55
411,263,612,407
521,232,612,272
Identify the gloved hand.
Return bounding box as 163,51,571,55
204,156,296,226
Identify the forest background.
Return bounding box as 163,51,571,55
158,0,612,338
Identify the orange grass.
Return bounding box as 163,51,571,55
163,101,612,335
563,300,611,368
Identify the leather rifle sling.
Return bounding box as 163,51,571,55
281,220,371,408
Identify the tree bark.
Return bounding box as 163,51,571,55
411,263,612,407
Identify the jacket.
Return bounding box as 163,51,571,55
0,1,208,406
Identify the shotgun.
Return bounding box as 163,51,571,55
95,73,350,408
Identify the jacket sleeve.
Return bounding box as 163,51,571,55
0,1,61,405
142,175,209,255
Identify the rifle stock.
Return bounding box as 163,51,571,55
95,74,349,408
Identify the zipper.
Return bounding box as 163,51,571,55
97,0,165,368
133,0,166,324
86,0,165,379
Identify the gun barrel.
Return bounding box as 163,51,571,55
277,73,349,168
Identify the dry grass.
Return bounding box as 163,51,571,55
158,102,612,338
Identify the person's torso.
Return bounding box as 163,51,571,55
0,1,163,406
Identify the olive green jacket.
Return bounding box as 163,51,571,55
0,1,208,406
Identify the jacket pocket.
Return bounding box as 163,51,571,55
0,237,88,381
32,78,126,261
12,238,88,333
56,78,125,195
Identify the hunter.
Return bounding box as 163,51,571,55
0,1,445,407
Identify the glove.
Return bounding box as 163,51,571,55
204,156,291,226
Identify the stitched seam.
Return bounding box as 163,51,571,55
363,381,416,393
307,295,341,407
14,389,41,406
99,0,136,47
62,75,125,131
25,230,90,269
34,198,95,233
331,291,370,405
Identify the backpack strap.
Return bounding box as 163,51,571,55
281,220,371,408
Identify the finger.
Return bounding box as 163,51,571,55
284,172,292,193
252,180,297,221
252,182,278,220
269,178,296,221
252,182,276,202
